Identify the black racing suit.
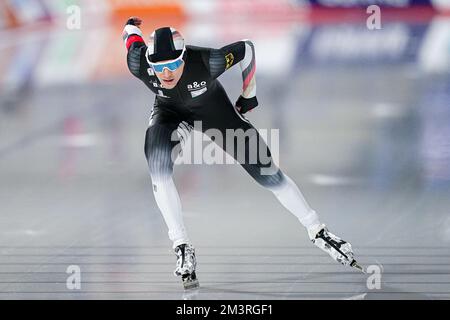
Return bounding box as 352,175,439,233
125,31,284,188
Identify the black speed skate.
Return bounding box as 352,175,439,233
174,243,200,290
182,272,199,290
308,224,365,273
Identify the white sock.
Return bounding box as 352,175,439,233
151,175,190,249
270,174,321,230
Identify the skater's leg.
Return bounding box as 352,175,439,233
268,173,321,230
144,123,189,249
199,91,361,270
234,130,321,230
200,92,321,230
145,112,201,284
224,126,362,270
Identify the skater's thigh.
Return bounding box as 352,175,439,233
205,110,274,169
200,99,282,185
199,96,253,149
144,109,183,174
229,124,283,187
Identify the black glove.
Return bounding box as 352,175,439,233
235,96,258,114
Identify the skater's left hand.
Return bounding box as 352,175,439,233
125,17,143,28
235,95,258,114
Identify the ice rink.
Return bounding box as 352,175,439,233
1,2,450,300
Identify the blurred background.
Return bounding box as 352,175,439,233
0,0,450,299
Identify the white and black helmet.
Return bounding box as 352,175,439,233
145,27,185,64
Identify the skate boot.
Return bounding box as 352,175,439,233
174,243,200,289
308,224,365,273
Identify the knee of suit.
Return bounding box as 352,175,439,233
246,165,285,189
144,127,175,178
148,153,174,179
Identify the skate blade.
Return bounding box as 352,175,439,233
350,260,366,274
183,279,200,290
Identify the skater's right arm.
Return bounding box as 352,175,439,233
122,17,147,79
201,41,258,114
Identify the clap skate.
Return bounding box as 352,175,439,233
174,243,200,289
308,224,365,273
